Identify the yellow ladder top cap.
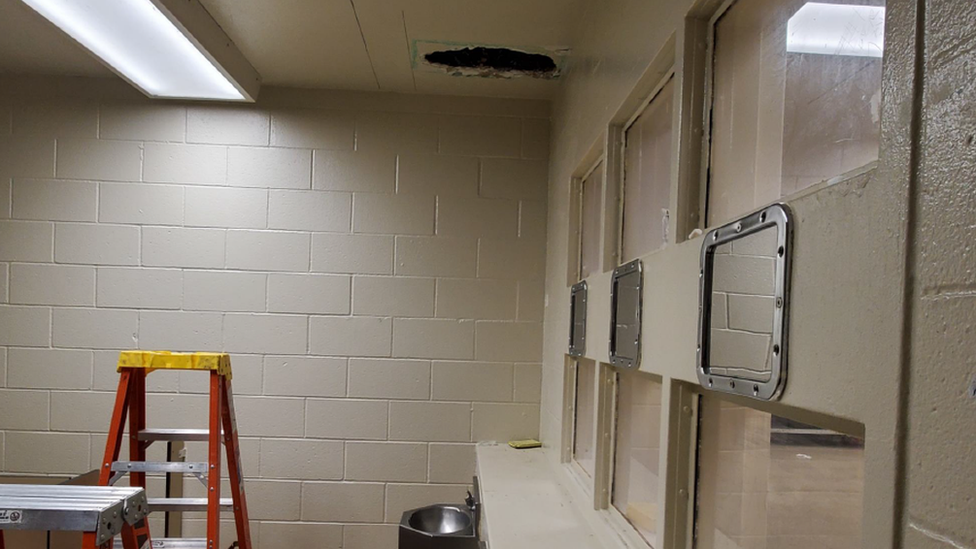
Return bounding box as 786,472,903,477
118,351,232,378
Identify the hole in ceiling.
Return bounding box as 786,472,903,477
423,46,559,79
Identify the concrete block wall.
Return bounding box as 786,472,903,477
0,82,549,549
904,0,976,546
708,230,777,379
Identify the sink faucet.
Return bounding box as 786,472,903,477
465,486,481,536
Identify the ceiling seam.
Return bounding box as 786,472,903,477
401,10,417,92
349,0,381,91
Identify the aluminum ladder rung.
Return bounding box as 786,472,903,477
151,538,208,549
137,429,212,442
112,461,208,474
147,498,233,512
117,537,208,549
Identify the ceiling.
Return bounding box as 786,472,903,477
0,0,585,99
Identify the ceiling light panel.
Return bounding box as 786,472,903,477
20,0,248,100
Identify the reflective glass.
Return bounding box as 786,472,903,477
613,371,663,546
696,399,865,548
708,0,885,225
622,78,675,261
580,164,604,279
573,360,598,477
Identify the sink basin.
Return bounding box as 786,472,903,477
408,505,471,535
400,504,479,548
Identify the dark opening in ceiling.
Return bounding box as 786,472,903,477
423,46,558,79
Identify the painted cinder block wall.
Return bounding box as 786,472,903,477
903,0,976,545
0,77,548,549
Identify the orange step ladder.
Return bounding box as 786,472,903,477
89,351,252,549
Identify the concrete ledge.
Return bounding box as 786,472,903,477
475,443,643,549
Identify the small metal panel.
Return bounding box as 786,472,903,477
697,203,793,400
568,281,588,357
609,259,643,369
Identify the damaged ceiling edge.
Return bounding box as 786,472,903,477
412,40,569,79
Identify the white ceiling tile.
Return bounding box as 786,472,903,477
0,0,111,77
351,0,416,93
199,0,378,90
0,0,586,99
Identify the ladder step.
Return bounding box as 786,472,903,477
113,461,208,474
151,538,207,549
138,428,212,442
147,497,233,512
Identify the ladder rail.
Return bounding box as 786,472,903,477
126,368,152,549
98,371,133,486
206,371,224,549
222,378,253,549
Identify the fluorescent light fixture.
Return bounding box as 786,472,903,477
787,3,885,58
19,0,257,100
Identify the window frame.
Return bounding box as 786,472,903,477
691,390,867,549
699,0,885,229
568,155,608,286
553,0,910,545
578,158,607,282
607,369,667,548
569,357,600,486
617,70,678,265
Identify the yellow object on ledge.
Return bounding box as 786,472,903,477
508,439,542,449
117,351,232,379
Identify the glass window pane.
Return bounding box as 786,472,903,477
612,371,663,546
695,398,865,548
573,359,598,477
622,78,675,262
580,163,604,279
707,0,885,226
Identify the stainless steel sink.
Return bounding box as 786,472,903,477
408,505,472,535
399,504,479,548
399,477,482,548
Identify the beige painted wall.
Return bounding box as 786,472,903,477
537,0,972,547
903,0,976,546
540,0,691,455
0,76,548,549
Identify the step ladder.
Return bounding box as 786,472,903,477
90,351,252,549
